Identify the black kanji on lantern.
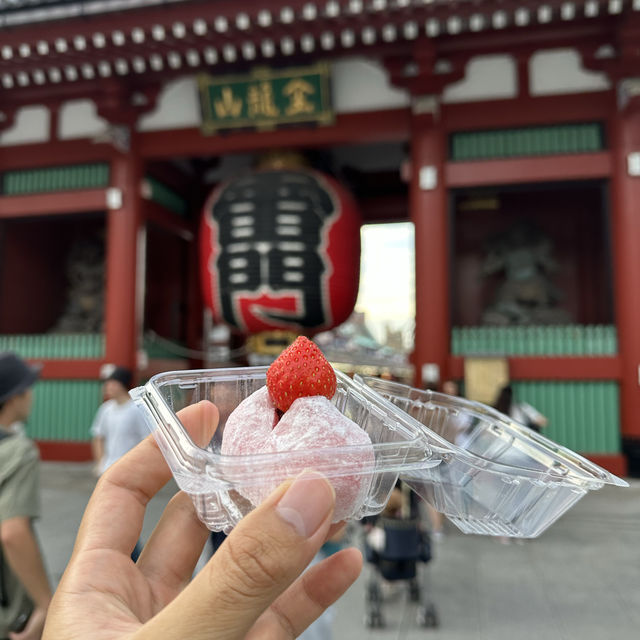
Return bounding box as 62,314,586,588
211,170,336,330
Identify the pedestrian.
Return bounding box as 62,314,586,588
90,365,148,560
42,400,362,640
493,384,548,433
91,366,148,476
441,379,459,398
493,384,548,545
0,352,52,640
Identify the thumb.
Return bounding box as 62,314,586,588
141,471,336,640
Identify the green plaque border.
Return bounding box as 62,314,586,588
198,62,334,134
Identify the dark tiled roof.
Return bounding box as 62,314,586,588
0,0,186,27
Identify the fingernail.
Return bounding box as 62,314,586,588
276,471,335,538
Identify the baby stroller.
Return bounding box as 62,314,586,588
363,483,439,629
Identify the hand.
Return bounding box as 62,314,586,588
8,605,47,640
43,401,362,640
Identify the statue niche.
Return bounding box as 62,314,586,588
481,221,571,326
52,235,105,333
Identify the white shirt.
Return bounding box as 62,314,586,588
90,399,148,474
511,401,545,429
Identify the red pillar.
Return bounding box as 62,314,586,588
105,149,143,372
611,91,640,458
410,108,449,388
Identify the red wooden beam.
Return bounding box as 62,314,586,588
0,139,114,170
442,91,615,132
448,356,622,380
0,91,614,173
359,194,409,223
146,161,194,193
1,110,409,169
28,359,106,380
138,109,411,159
144,200,195,241
0,189,110,218
581,454,627,478
446,152,612,188
438,17,615,58
36,440,92,462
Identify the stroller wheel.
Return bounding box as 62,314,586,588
365,611,385,629
409,578,421,602
417,603,439,629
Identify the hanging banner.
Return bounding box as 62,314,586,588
200,168,361,334
198,63,333,133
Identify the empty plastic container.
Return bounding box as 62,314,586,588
354,376,628,538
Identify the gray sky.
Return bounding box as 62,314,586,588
355,222,415,348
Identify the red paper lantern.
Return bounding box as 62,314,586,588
200,168,361,334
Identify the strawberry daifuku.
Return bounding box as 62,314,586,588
221,338,374,521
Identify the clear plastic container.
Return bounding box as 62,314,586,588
130,367,444,533
355,376,628,538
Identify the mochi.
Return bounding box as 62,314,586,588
221,386,374,521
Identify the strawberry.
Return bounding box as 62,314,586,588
266,336,337,412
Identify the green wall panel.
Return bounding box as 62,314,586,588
512,381,620,454
451,325,617,356
28,380,102,441
0,334,104,359
450,123,604,161
2,165,188,222
142,334,187,360
2,164,110,195
145,177,187,217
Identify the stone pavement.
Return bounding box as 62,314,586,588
38,463,640,640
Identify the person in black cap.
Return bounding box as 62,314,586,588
0,352,52,639
90,365,147,477
89,365,147,561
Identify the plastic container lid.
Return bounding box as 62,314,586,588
354,375,627,538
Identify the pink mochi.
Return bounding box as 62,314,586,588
221,386,375,521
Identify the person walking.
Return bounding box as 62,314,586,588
0,353,52,640
90,366,148,561
493,384,548,433
91,366,147,477
493,384,548,545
